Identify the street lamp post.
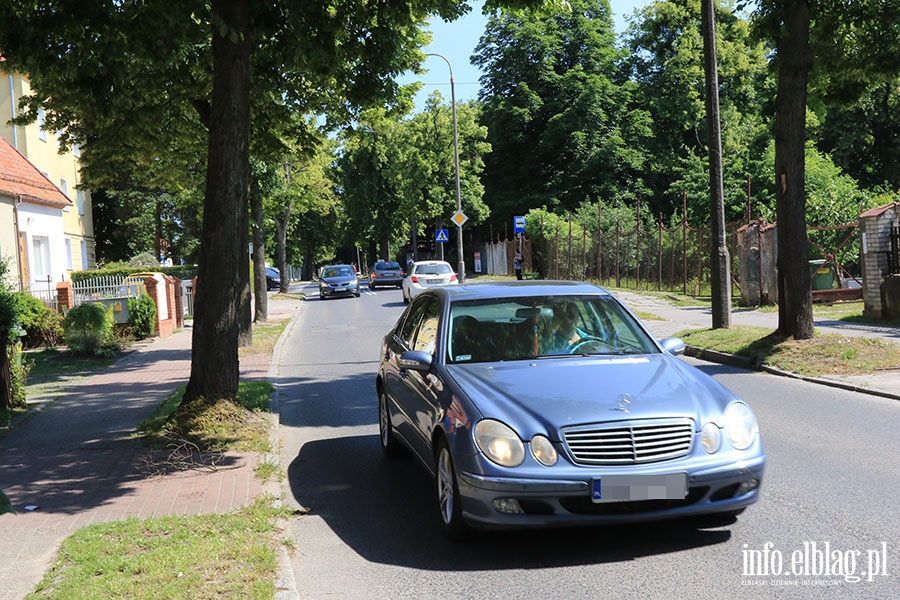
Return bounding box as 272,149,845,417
426,53,465,283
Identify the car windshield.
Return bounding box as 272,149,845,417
377,262,402,271
416,263,452,275
447,295,658,364
322,266,354,278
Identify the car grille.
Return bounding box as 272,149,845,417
562,418,694,465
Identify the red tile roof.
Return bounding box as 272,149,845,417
0,137,71,209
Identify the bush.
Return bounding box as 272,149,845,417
63,302,120,357
14,294,64,348
128,293,157,339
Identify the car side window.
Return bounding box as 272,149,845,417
397,298,430,347
412,299,440,354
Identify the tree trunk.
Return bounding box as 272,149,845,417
702,0,731,329
276,164,292,294
774,0,814,339
0,334,10,412
239,194,253,347
183,0,251,405
251,182,268,323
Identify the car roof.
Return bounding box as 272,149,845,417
424,280,614,302
321,264,353,269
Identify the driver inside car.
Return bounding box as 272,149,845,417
541,303,589,355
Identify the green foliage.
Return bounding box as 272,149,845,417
13,294,64,349
0,489,13,515
63,303,120,357
475,0,653,233
128,293,158,340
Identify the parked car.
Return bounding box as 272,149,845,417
376,281,765,539
401,260,457,303
318,264,360,299
368,261,405,289
265,267,281,291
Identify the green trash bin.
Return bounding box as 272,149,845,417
809,260,837,290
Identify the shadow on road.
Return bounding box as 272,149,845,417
287,433,734,571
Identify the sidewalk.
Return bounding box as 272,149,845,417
615,290,900,401
0,301,297,600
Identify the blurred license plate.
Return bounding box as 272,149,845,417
427,278,441,284
592,473,687,503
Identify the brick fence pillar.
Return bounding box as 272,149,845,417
55,280,74,313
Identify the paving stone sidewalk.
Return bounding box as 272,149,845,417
0,304,294,600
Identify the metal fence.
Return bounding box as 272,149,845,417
25,276,59,312
521,211,861,299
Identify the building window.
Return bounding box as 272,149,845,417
38,108,47,142
59,178,69,197
32,236,50,280
76,189,85,215
73,143,81,158
81,240,88,270
66,238,73,270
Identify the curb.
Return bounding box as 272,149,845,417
266,305,301,600
685,345,900,402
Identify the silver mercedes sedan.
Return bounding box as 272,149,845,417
376,281,765,539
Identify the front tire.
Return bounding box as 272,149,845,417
435,437,473,540
379,391,405,458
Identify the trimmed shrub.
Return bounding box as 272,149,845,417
14,293,64,348
63,302,120,357
128,293,157,339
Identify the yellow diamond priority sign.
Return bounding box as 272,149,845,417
451,210,468,227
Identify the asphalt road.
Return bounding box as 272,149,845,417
274,284,899,600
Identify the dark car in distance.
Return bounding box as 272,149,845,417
368,261,405,289
319,264,360,299
265,267,281,291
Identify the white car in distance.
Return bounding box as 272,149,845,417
402,260,458,303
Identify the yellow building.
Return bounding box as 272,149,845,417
0,70,96,283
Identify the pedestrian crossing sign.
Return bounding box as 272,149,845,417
435,229,449,243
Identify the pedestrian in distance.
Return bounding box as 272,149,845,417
514,251,524,280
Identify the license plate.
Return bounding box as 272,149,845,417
427,278,441,284
591,473,687,503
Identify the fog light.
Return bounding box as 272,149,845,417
735,478,760,496
492,498,524,515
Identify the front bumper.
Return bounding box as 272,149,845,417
455,455,766,528
320,283,358,296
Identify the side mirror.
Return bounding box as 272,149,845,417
398,350,433,372
660,337,686,356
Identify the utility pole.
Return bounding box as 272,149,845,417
702,0,731,328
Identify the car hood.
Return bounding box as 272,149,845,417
445,354,738,438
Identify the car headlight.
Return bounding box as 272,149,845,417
700,421,722,454
530,434,558,466
474,420,525,467
723,402,758,450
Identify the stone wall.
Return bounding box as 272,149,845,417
859,203,899,319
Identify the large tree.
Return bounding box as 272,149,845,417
754,0,900,338
0,0,488,408
624,0,772,222
474,0,651,233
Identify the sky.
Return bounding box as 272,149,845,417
400,0,650,109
